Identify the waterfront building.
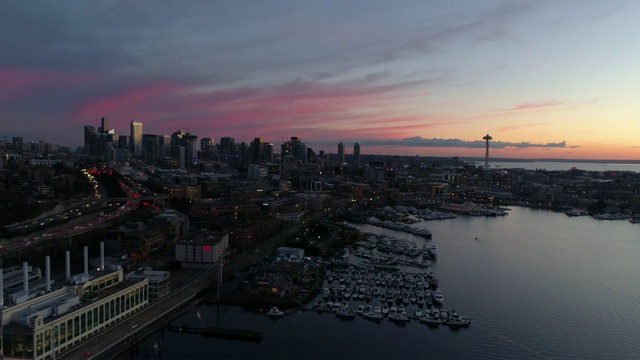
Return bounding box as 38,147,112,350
1,268,148,360
130,120,143,158
354,142,361,168
125,267,170,301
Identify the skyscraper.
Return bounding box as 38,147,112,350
171,129,198,167
337,142,345,165
130,121,143,158
99,117,109,133
250,137,264,163
84,125,97,155
354,142,361,168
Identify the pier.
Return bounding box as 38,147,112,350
169,325,263,342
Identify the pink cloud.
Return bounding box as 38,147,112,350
511,101,562,111
497,122,548,132
71,77,431,144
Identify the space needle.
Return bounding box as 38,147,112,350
483,133,492,168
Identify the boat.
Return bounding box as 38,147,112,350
363,311,383,321
429,244,438,257
267,307,284,317
356,305,365,315
414,308,423,318
444,315,471,328
388,313,410,323
335,307,357,319
565,209,588,216
420,314,442,327
432,288,444,306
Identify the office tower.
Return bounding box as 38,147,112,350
118,135,128,150
84,125,97,155
171,129,198,167
281,137,307,164
169,145,185,169
99,117,109,133
201,137,213,150
354,142,361,168
142,134,161,165
337,142,345,165
250,137,264,163
130,121,143,158
219,136,235,158
262,143,274,163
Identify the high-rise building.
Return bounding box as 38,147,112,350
337,142,345,165
130,121,143,158
84,125,97,155
201,137,213,150
262,143,274,163
354,142,361,168
142,134,162,165
250,137,264,163
99,117,109,133
218,136,236,161
118,135,128,150
171,129,198,168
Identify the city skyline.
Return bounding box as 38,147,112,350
2,1,640,160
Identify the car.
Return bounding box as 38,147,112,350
83,351,92,357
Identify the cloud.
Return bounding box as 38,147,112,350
497,122,548,132
342,136,568,149
511,101,563,111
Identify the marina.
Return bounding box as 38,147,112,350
125,207,640,359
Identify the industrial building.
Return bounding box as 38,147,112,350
0,244,150,360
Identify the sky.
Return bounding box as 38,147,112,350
1,0,639,160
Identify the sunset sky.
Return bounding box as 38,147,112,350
1,1,639,160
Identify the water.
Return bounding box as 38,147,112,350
487,161,640,173
128,207,640,359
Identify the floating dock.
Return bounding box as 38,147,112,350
169,325,263,342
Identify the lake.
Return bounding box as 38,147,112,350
124,207,640,359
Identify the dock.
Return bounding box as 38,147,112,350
169,325,263,342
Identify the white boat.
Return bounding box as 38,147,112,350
445,313,471,328
363,311,383,321
382,305,390,315
420,314,442,326
414,308,423,318
429,244,438,257
565,209,588,216
335,307,357,319
388,313,410,323
267,306,284,317
432,288,444,306
356,305,365,315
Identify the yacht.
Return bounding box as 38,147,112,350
267,307,284,317
432,288,444,306
420,313,442,326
